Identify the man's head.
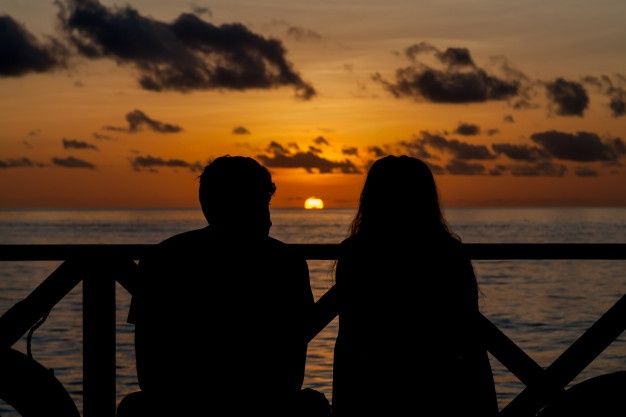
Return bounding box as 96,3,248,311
199,156,275,236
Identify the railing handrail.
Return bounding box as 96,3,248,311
2,243,626,417
1,243,626,261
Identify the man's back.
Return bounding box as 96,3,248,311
129,226,313,415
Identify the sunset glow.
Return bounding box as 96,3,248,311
0,0,625,208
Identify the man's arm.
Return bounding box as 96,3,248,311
293,255,314,391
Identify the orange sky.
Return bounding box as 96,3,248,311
1,0,625,208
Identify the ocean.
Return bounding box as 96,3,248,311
1,208,625,413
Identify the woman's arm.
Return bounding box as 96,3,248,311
460,255,499,416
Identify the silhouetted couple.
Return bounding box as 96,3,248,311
119,155,497,416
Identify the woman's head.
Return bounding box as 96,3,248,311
350,155,451,239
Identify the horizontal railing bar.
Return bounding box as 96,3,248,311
0,243,626,261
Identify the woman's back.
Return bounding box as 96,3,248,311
332,155,497,416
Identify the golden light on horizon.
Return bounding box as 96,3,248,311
304,197,324,210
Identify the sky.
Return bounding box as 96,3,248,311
1,0,625,209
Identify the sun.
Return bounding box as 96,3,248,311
304,197,324,210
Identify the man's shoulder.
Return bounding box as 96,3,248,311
159,228,210,247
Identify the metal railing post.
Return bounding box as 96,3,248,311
83,267,116,417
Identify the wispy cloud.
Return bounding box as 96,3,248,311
104,110,182,133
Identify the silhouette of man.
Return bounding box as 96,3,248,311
120,156,327,416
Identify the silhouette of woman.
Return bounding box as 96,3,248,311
332,155,498,416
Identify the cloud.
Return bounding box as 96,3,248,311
368,146,386,157
610,96,626,117
285,26,323,42
418,131,495,160
492,143,549,161
582,74,625,118
397,138,431,159
57,0,315,99
487,129,499,136
0,157,44,169
503,115,515,123
512,98,537,110
374,42,522,103
52,156,96,169
545,78,589,116
131,155,203,172
454,122,480,136
574,167,598,177
62,138,98,150
341,146,359,156
93,132,114,140
105,110,182,133
257,141,360,174
508,162,567,177
531,130,626,162
445,159,486,175
0,15,66,77
405,42,474,67
190,4,212,17
308,145,322,154
232,126,250,135
266,141,290,154
313,136,330,146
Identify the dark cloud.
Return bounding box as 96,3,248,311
531,130,626,162
582,74,625,118
57,0,315,99
545,78,589,116
397,138,431,159
445,159,486,175
131,155,202,172
503,115,515,123
419,131,494,160
487,129,499,136
374,42,522,103
190,4,212,17
287,142,300,150
285,26,323,42
232,126,250,135
368,146,386,157
341,147,359,156
0,157,44,169
512,98,537,110
454,122,480,136
508,162,566,177
489,165,507,176
308,145,322,154
257,141,360,174
574,167,598,177
610,96,626,117
492,143,548,161
313,136,330,146
266,141,290,154
105,110,182,133
62,138,98,150
52,156,95,169
405,42,474,67
426,162,446,175
0,15,66,77
93,132,114,140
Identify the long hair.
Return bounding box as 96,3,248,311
350,155,454,241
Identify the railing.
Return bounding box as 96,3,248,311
1,243,626,417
